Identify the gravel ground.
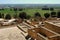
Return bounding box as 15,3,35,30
0,26,26,40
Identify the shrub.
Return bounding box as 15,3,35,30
19,12,27,19
2,13,4,18
57,11,60,18
26,15,31,19
19,8,23,11
34,12,41,17
5,14,11,19
42,8,49,10
13,14,18,18
51,12,56,17
50,8,54,11
0,13,2,18
0,8,4,11
44,13,50,18
2,8,4,10
13,8,17,11
10,8,12,11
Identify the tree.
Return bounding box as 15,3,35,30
13,14,18,18
19,12,27,19
26,15,31,19
2,13,4,18
34,12,41,22
34,12,41,17
19,8,23,11
0,13,2,18
57,11,60,18
5,14,11,20
42,7,49,10
10,8,12,11
13,8,17,11
0,8,4,11
51,12,56,17
2,8,4,10
50,8,54,11
44,13,50,19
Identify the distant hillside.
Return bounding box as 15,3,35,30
0,4,60,9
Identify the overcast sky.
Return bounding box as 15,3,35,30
0,0,60,4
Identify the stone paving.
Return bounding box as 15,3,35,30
0,26,26,40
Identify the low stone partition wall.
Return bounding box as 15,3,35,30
28,28,46,40
28,27,60,40
25,20,38,27
44,21,60,34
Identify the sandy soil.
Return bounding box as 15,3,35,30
0,26,26,40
